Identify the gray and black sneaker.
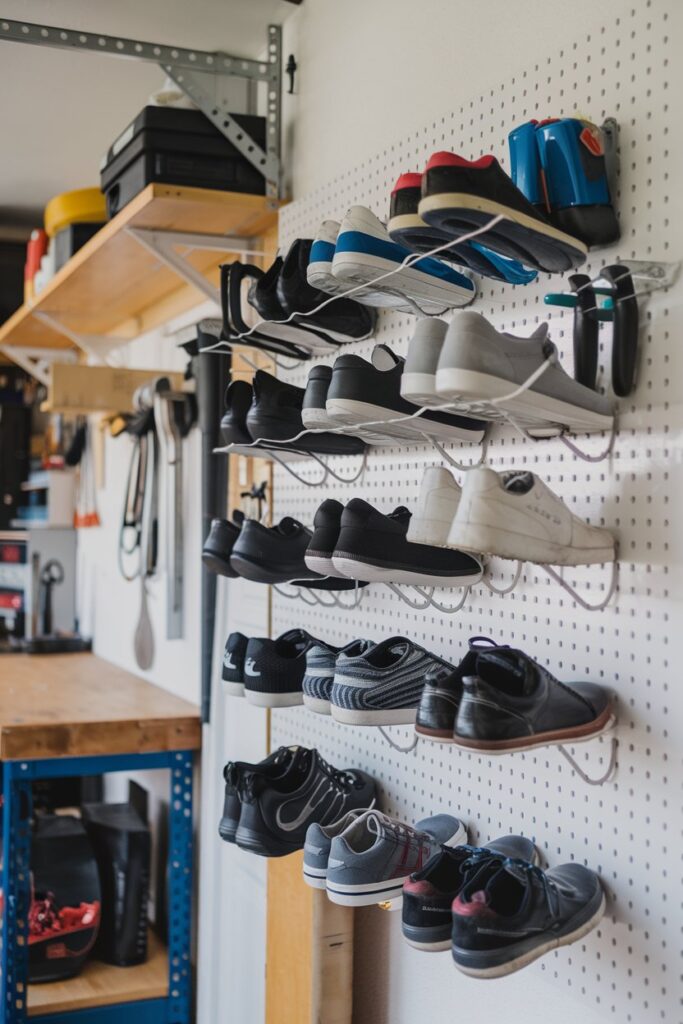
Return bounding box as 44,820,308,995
235,746,376,858
303,807,370,888
218,746,295,843
326,809,467,907
302,638,374,714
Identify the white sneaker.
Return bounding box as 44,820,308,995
307,219,410,310
332,205,476,314
447,467,616,566
406,467,461,546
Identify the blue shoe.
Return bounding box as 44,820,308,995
331,205,476,314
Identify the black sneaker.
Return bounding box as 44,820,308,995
248,255,339,353
219,746,295,843
415,637,501,741
331,498,483,587
304,499,347,578
202,511,246,578
402,836,537,951
453,646,614,753
230,516,320,584
243,629,322,707
235,746,376,857
451,856,605,977
246,370,366,456
220,379,254,446
388,173,536,285
418,151,587,273
277,238,376,342
222,631,249,696
325,344,486,444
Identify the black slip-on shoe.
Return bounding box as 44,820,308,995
302,364,335,430
326,344,486,444
243,629,322,707
220,379,254,446
222,631,249,696
219,746,296,843
418,152,587,273
202,511,246,577
246,369,366,456
415,637,501,740
451,856,605,977
277,238,376,342
304,498,347,578
235,746,376,857
453,646,614,753
332,498,483,587
402,837,538,951
247,255,339,353
230,516,321,584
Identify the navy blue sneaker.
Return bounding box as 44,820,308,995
451,856,605,977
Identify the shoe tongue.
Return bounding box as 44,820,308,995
476,649,539,696
371,344,403,371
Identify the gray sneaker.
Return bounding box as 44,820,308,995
302,639,374,715
400,318,449,406
303,807,373,888
326,809,467,906
435,311,613,434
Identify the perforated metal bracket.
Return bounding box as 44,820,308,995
0,18,284,199
0,344,77,386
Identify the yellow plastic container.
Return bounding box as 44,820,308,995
44,187,107,238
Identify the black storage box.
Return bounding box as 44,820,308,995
100,106,266,217
28,814,101,983
82,802,151,966
53,222,106,272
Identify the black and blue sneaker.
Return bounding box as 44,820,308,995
451,855,605,977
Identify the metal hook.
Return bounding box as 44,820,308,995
482,560,523,596
422,428,491,471
557,732,618,785
540,559,619,612
307,449,368,485
378,727,421,753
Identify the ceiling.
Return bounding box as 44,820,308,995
0,0,294,230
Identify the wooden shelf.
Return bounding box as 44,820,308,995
28,930,168,1016
0,184,279,354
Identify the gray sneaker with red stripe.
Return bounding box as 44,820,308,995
325,809,467,907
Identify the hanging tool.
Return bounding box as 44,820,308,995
39,559,64,635
599,264,639,397
568,273,600,390
153,377,197,641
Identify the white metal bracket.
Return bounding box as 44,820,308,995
0,345,77,387
0,18,284,199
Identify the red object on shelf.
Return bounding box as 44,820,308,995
24,229,48,301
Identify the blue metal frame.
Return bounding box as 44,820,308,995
0,749,194,1024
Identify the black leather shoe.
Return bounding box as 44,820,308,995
415,637,500,740
277,238,376,342
451,856,605,977
326,344,486,444
419,151,587,273
246,370,366,456
402,836,537,951
202,512,245,577
453,646,613,752
332,498,483,587
220,379,254,446
230,516,321,584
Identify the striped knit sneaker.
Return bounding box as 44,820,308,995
330,637,454,725
303,639,374,715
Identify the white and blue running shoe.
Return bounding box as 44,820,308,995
307,219,409,309
331,206,476,314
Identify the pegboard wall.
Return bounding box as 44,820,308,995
263,6,682,1022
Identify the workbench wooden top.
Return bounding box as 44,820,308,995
0,653,201,761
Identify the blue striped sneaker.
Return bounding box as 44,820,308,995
331,206,476,314
303,639,374,715
330,637,454,725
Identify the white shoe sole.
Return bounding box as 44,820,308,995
326,822,467,906
447,520,615,567
244,690,303,708
301,407,395,446
332,554,483,588
400,372,441,407
435,367,613,434
330,704,418,726
453,893,606,978
223,681,245,697
325,397,485,443
308,262,406,309
303,866,328,889
304,554,349,579
332,249,474,313
253,319,339,355
404,936,452,953
303,695,332,715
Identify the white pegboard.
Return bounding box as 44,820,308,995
265,6,683,1022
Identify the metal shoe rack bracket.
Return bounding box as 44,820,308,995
263,7,682,1024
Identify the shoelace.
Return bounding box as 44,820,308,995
503,857,560,916
316,753,359,791
366,810,430,847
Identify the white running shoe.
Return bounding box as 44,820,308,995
447,467,616,566
307,219,410,310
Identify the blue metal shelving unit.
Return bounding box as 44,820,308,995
1,750,194,1024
